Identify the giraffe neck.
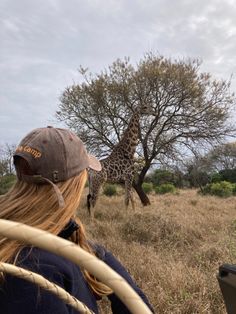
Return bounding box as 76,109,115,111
110,111,140,159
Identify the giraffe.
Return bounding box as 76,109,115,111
87,106,147,218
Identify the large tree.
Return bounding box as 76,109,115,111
207,142,236,171
56,54,236,205
0,143,16,177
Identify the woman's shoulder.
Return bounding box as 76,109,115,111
17,246,83,279
1,248,99,313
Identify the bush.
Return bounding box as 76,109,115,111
201,181,234,197
155,183,176,194
0,174,16,195
219,168,236,183
210,169,236,184
103,184,117,197
201,183,212,195
232,183,236,195
211,172,223,183
149,169,176,186
142,182,153,194
210,181,233,197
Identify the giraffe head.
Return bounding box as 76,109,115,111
132,103,155,117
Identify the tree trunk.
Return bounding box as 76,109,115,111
133,182,151,206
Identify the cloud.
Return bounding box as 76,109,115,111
0,0,236,145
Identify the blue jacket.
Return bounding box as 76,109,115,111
0,244,154,313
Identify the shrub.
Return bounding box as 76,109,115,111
201,181,234,197
155,183,176,194
142,182,153,194
149,169,176,186
219,168,236,183
210,181,233,197
201,183,212,195
211,172,223,183
0,174,16,195
103,184,117,197
232,183,236,195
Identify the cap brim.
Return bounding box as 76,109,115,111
88,155,102,171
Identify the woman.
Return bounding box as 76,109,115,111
0,126,154,314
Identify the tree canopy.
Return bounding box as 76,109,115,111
0,143,15,177
207,142,236,171
57,53,236,204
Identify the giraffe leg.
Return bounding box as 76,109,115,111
87,194,92,216
124,179,135,210
87,170,103,219
124,181,129,210
88,182,104,220
88,191,99,220
130,189,135,211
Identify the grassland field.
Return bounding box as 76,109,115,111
78,188,236,314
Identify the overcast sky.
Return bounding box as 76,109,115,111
1,0,236,145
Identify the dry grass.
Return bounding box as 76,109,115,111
77,188,236,313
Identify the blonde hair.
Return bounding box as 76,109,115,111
0,169,112,296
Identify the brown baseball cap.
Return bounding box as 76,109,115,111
13,126,101,184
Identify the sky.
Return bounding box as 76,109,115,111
1,0,236,145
